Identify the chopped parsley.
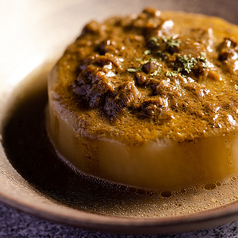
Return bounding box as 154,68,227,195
150,67,161,76
150,37,158,43
162,36,168,43
198,52,209,68
167,38,181,48
148,57,157,62
138,58,157,65
127,68,142,73
134,36,209,78
171,71,178,77
144,50,151,55
166,71,171,77
157,50,163,55
166,71,178,77
150,37,160,46
178,55,197,74
186,38,190,44
198,52,207,62
157,50,167,60
162,36,181,48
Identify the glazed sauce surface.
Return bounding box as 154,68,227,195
55,8,238,144
2,71,238,218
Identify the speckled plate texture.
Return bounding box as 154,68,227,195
1,0,238,235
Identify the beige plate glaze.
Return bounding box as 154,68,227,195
1,0,238,235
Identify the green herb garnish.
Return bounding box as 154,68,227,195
127,68,142,73
178,55,197,74
199,52,206,61
144,50,151,55
150,67,161,76
186,38,190,44
167,38,181,48
171,71,178,77
148,57,157,62
166,71,177,77
157,50,163,55
150,37,158,43
150,37,160,46
198,52,209,68
166,71,171,77
162,36,168,43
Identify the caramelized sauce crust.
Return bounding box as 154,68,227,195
55,8,238,144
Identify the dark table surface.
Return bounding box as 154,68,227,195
0,202,237,238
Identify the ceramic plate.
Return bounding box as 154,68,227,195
1,0,238,234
